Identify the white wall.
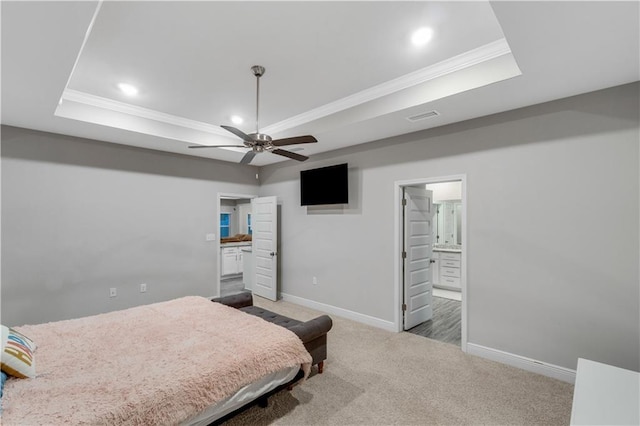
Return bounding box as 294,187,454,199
237,201,252,234
1,126,259,326
220,199,239,236
259,83,640,372
220,199,252,236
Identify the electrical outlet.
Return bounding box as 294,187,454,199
312,276,318,285
140,283,147,293
110,288,117,298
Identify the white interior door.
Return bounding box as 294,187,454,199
251,196,278,301
403,186,434,330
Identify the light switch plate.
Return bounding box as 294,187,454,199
205,233,215,241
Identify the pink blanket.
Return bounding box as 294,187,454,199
1,296,311,425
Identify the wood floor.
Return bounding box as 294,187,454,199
220,276,246,297
406,296,461,346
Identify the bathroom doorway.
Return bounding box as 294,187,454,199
217,193,255,298
394,175,467,351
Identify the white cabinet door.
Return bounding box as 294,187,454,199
221,249,237,275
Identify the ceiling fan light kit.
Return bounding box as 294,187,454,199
189,65,318,164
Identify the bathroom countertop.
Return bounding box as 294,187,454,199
433,244,462,253
220,242,252,248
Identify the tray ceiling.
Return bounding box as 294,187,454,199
2,1,638,166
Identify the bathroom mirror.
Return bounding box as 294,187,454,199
434,201,462,245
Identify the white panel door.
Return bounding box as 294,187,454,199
251,196,278,301
403,187,434,330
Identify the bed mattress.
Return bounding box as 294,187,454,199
1,296,311,425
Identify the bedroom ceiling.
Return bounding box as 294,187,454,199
1,1,638,166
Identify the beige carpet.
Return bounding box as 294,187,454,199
224,296,574,425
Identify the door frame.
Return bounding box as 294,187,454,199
216,192,257,297
393,174,468,352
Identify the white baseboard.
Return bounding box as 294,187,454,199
279,294,576,383
280,292,397,332
467,343,576,384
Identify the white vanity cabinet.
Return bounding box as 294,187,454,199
431,252,440,285
433,251,461,290
221,246,244,276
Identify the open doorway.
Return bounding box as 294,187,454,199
216,193,280,301
394,175,467,351
217,193,256,298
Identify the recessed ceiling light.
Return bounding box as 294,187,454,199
117,83,138,96
231,115,243,125
411,27,433,47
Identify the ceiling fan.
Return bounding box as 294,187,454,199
189,65,318,164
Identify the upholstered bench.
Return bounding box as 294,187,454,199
211,292,333,373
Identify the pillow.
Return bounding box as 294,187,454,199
1,325,35,352
1,371,7,396
1,325,36,378
1,371,7,397
1,371,7,414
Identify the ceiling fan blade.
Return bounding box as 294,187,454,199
272,149,309,162
240,151,257,164
271,135,318,146
221,125,251,141
188,145,247,149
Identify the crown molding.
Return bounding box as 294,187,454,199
60,38,511,141
263,38,512,134
60,89,230,137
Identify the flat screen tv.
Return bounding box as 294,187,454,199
300,163,348,206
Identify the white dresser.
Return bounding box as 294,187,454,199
570,358,639,425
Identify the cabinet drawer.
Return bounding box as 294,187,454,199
441,259,460,268
441,267,460,278
222,247,237,255
439,276,461,288
440,252,461,261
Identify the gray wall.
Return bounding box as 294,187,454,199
1,126,259,325
2,83,638,372
259,83,640,372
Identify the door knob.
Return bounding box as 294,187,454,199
270,252,276,257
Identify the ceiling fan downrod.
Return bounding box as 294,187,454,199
251,65,265,134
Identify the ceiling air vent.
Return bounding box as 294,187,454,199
406,110,440,122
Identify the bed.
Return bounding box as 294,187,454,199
0,296,313,425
